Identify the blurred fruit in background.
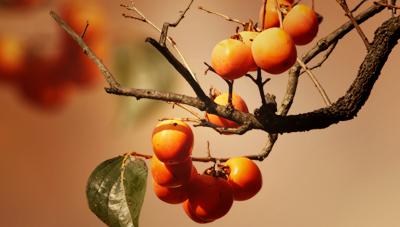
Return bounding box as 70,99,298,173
0,0,48,9
0,0,108,111
0,35,25,83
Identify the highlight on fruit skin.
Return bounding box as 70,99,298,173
205,92,249,129
283,3,319,45
225,157,263,201
210,38,254,80
251,27,297,74
152,119,194,164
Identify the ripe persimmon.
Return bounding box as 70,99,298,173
259,0,294,30
225,157,262,201
211,38,254,80
183,200,214,224
153,181,188,204
151,155,193,188
186,174,234,220
0,35,25,82
251,27,297,74
283,4,319,45
152,119,193,164
239,31,259,71
205,92,249,129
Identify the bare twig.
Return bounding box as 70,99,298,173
50,1,398,135
50,11,120,88
336,0,371,50
297,58,332,106
170,102,203,120
81,21,89,38
274,0,284,28
198,6,246,26
121,2,197,82
300,41,338,74
279,1,386,116
374,1,400,9
159,0,194,45
261,0,267,30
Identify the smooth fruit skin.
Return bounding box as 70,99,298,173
283,4,319,45
151,155,193,188
186,174,234,220
153,181,188,204
252,27,297,74
239,31,259,71
183,200,214,224
152,119,194,164
226,157,262,201
211,38,254,80
206,93,249,129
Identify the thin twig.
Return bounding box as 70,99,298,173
198,6,246,26
275,0,284,28
261,0,267,30
81,21,89,38
297,58,332,106
121,2,197,82
336,0,371,50
374,1,400,9
300,40,338,74
170,102,203,120
159,0,194,45
50,11,120,88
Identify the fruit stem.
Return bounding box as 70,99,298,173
274,0,283,28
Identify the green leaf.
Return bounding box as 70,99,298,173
87,156,148,227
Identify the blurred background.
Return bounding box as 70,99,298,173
0,0,399,226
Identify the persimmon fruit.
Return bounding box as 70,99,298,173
210,38,254,80
238,31,259,71
152,119,194,164
259,0,294,30
283,4,319,45
205,92,249,129
151,155,193,188
153,181,188,204
0,35,25,82
225,157,263,201
186,174,234,220
251,27,297,74
183,200,214,224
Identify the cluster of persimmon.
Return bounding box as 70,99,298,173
0,1,105,110
0,0,47,9
151,119,262,223
211,0,319,79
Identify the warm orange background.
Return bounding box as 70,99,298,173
1,0,400,226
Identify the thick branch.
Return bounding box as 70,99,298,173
279,1,386,115
267,16,400,133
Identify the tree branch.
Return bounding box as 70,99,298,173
267,16,400,133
